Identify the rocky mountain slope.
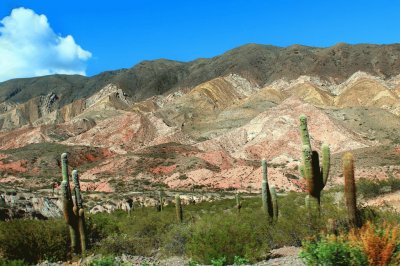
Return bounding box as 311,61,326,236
2,43,400,106
1,43,400,218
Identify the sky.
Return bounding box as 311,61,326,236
0,0,399,82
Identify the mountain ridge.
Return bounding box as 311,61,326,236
2,43,400,106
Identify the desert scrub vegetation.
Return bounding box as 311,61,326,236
0,191,399,265
0,219,68,263
300,222,400,266
356,176,400,199
0,258,26,266
0,191,353,265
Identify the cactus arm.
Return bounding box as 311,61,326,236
175,194,183,223
343,152,359,227
321,143,330,187
72,170,83,209
299,115,311,148
61,153,73,217
61,153,69,183
270,186,278,221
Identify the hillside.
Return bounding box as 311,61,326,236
0,43,400,218
2,43,400,106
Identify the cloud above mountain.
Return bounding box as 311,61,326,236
0,7,91,82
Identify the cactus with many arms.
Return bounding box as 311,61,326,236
343,152,360,227
261,159,274,220
299,115,330,209
61,153,87,257
175,194,183,223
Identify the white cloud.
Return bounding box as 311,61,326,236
0,7,92,82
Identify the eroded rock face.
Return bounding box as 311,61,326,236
0,190,61,221
0,92,61,131
0,187,230,219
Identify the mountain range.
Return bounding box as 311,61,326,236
0,43,400,201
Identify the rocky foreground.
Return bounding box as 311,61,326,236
36,247,304,266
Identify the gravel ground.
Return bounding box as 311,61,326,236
37,247,305,266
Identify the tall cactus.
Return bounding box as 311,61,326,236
299,115,330,209
261,159,274,220
175,194,183,223
270,186,278,221
61,153,87,257
343,152,359,228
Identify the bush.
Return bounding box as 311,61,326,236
301,222,400,266
1,191,398,264
87,256,116,266
265,192,347,248
0,258,27,266
300,235,368,266
233,256,249,265
95,233,156,256
185,211,269,264
210,256,226,266
91,209,176,256
0,219,68,264
357,177,400,199
348,222,400,265
161,223,191,256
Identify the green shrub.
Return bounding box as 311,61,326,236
264,192,346,248
187,260,199,266
161,223,191,256
186,211,269,264
87,256,117,266
210,256,226,266
91,209,176,256
300,236,368,266
0,219,68,264
0,190,397,264
233,256,249,265
0,258,27,266
95,233,154,256
357,177,400,199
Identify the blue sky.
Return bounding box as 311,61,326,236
0,0,399,81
